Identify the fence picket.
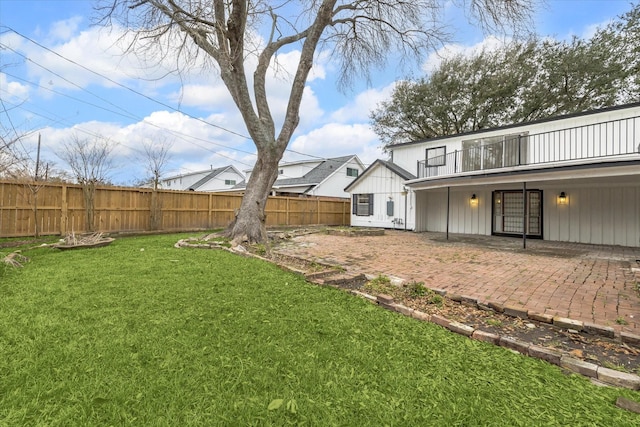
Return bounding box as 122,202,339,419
0,181,350,237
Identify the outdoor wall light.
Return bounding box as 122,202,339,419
470,193,478,207
558,191,568,205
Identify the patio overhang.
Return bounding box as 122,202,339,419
404,157,640,190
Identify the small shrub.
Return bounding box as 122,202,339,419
616,317,628,325
364,275,395,294
404,281,428,298
369,274,391,286
427,293,443,306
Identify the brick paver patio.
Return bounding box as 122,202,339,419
275,230,640,334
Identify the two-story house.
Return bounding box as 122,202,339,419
232,155,364,199
161,165,245,191
347,103,640,247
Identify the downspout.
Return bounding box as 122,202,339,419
404,188,408,231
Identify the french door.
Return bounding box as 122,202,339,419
492,190,542,237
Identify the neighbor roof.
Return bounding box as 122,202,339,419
233,155,359,192
164,165,242,191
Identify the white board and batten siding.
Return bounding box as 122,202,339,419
415,189,491,235
544,183,640,247
349,164,415,230
415,182,640,247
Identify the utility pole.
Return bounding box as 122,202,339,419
35,133,41,181
33,133,42,237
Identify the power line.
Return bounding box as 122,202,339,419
2,26,253,140
0,97,256,170
2,26,329,161
0,73,259,158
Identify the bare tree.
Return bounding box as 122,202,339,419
138,138,173,229
98,0,537,243
0,102,29,178
58,133,115,232
139,138,173,190
0,139,22,178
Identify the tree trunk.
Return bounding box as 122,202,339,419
83,184,96,232
227,149,281,244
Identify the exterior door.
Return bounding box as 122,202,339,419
493,190,542,237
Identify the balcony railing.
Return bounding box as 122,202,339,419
417,115,640,179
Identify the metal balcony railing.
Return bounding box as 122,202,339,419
417,115,640,179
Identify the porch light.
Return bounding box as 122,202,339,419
470,194,478,207
558,191,567,205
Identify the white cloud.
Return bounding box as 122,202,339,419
48,17,83,42
422,35,508,73
289,123,383,166
329,83,396,124
0,73,30,100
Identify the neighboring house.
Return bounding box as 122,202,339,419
348,103,640,247
161,165,245,191
231,155,364,198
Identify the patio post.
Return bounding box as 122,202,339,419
522,182,527,249
446,186,450,240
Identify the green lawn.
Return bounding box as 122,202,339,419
1,233,639,426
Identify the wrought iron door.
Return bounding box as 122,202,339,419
493,190,542,237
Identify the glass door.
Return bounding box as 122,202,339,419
492,190,542,237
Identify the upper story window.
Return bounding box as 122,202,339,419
279,169,284,175
426,146,446,166
225,179,236,186
346,167,359,177
462,133,528,172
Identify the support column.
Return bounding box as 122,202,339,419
446,187,450,240
522,182,527,249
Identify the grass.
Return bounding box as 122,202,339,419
617,317,629,325
1,233,640,425
486,318,503,327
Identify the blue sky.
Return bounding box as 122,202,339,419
0,0,635,185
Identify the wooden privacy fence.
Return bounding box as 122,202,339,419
0,180,351,238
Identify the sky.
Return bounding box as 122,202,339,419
0,0,635,185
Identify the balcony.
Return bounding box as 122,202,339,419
417,115,640,179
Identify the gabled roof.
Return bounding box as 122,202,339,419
233,155,361,192
186,166,231,191
345,159,416,192
164,165,243,191
274,155,356,187
243,158,321,173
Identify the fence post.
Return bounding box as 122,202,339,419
317,198,320,225
60,184,68,235
286,197,290,226
208,193,213,229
